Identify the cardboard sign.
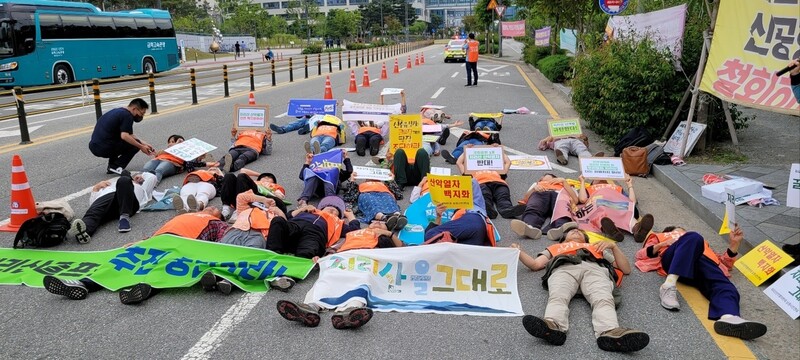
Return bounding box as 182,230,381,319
428,174,473,209
788,163,800,208
579,157,626,180
287,99,336,117
430,167,451,176
389,114,423,155
719,188,736,235
422,135,440,143
664,121,707,157
423,124,443,133
547,118,583,138
464,146,505,174
352,166,392,181
764,266,800,319
734,240,794,286
381,88,404,96
508,155,552,171
342,100,401,124
164,138,217,161
234,104,269,130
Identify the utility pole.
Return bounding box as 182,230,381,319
404,0,409,43
497,0,503,57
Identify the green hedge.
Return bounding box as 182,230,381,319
346,43,371,50
523,45,564,66
323,48,345,53
479,43,499,54
301,44,322,54
537,55,571,83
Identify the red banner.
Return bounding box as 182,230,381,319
501,21,526,37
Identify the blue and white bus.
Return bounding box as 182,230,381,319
0,0,179,87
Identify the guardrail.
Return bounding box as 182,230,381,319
2,41,433,144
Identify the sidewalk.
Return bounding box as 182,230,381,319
178,49,303,70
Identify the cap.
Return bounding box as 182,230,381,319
257,172,277,184
318,195,346,219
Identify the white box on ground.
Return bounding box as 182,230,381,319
701,178,763,203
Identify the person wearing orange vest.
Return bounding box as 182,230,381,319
537,134,603,166
173,167,224,214
154,206,228,242
348,120,388,157
512,224,650,352
511,174,580,240
341,172,403,223
634,224,766,340
142,135,218,184
219,190,285,249
219,168,288,221
304,118,341,155
423,178,497,246
441,130,499,165
577,174,655,243
298,151,353,206
220,127,273,173
464,33,479,86
455,144,523,219
388,148,431,190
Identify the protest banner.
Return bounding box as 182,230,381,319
422,135,440,143
764,266,800,319
699,0,799,115
501,21,525,37
788,164,799,208
164,138,217,162
304,150,344,185
399,193,454,245
606,4,687,65
664,121,707,157
734,240,794,286
547,118,583,138
307,243,523,316
389,114,423,155
342,100,402,124
233,104,269,130
430,167,451,176
560,28,577,54
579,157,626,180
464,146,506,174
352,166,392,181
508,155,551,171
0,235,314,292
428,174,473,209
287,99,337,117
422,124,442,133
534,26,550,46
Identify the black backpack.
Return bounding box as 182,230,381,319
614,127,653,157
13,213,70,249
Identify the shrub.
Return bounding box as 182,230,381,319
323,48,345,53
301,44,322,54
537,55,572,83
479,43,499,54
346,42,368,50
524,45,563,66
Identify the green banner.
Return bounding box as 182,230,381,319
0,235,315,292
547,118,583,138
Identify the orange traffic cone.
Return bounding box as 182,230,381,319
407,56,412,69
393,59,400,74
248,92,256,105
380,62,388,80
362,67,371,87
415,53,420,66
323,75,333,99
348,70,358,93
0,155,37,232
421,52,425,64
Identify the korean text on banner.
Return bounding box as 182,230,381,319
464,146,505,174
164,138,217,162
428,174,473,209
764,266,800,319
699,0,800,115
734,240,794,286
307,243,523,316
501,21,526,38
787,163,799,208
389,114,423,156
352,166,392,181
234,104,269,130
342,100,402,124
664,121,707,157
287,99,337,117
579,157,626,180
508,155,552,171
534,26,551,46
547,118,583,138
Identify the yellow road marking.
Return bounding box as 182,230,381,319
677,283,757,359
515,64,559,119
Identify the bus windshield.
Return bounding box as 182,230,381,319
0,18,13,57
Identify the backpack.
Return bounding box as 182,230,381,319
614,127,653,157
645,143,665,167
13,212,71,249
622,146,650,177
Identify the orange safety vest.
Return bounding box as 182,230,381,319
358,126,382,135
247,207,274,231
452,209,497,247
155,152,184,167
520,182,563,204
183,170,215,185
473,170,506,185
359,181,393,195
338,228,380,252
422,118,435,125
235,130,266,153
154,213,218,238
466,40,479,62
312,124,339,139
261,182,286,196
587,183,623,197
312,209,345,248
650,231,721,265
546,242,624,287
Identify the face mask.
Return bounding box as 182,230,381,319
133,115,144,123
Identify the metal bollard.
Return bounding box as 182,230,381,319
92,78,102,120
190,68,198,105
289,57,294,82
271,60,276,86
361,49,365,65
12,87,31,144
223,65,230,97
328,52,332,73
148,73,158,114
249,62,255,91
338,52,342,71
304,55,308,79
347,51,351,69
356,50,359,67
317,53,322,76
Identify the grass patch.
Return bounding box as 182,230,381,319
691,146,748,164
184,48,234,61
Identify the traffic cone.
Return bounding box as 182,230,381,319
393,59,400,74
323,75,333,100
407,56,412,69
248,92,256,105
380,62,388,80
362,67,371,87
415,53,420,66
421,52,425,64
348,70,358,93
0,155,37,232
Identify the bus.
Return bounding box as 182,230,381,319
0,0,179,87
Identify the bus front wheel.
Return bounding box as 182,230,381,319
53,64,73,85
143,58,156,74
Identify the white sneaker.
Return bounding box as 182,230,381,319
510,219,541,239
227,211,238,224
221,205,232,220
659,284,680,311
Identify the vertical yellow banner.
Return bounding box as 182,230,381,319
428,174,473,209
389,114,423,157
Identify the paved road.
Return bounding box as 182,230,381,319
0,44,794,359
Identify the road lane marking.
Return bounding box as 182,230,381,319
431,87,445,99
451,72,458,78
275,112,288,118
180,292,265,360
473,79,526,88
515,64,559,119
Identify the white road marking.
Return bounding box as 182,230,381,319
275,112,288,118
0,125,43,138
431,87,445,99
451,72,458,78
477,65,508,72
473,79,526,88
370,78,379,83
180,292,265,360
0,112,92,130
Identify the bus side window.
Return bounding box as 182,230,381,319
11,11,35,55
134,18,156,38
113,17,135,38
60,14,90,39
154,18,174,38
39,13,62,40
88,16,115,39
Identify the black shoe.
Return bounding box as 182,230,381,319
356,141,366,156
438,127,450,145
216,279,233,295
441,150,456,164
369,145,380,156
633,214,654,243
523,315,566,346
298,126,311,135
499,204,525,219
269,123,286,134
464,84,472,87
276,300,321,327
200,272,217,291
601,217,624,242
486,204,498,219
43,276,88,300
119,283,153,305
597,328,650,352
331,307,373,330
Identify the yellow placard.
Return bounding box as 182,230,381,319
428,174,473,209
733,240,794,286
389,114,422,157
718,209,731,235
699,0,799,115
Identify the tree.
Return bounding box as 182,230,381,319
409,20,427,35
286,0,321,41
385,17,402,35
428,12,442,34
327,9,361,41
515,0,604,54
359,0,417,35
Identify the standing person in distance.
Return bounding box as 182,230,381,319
464,33,480,87
89,98,155,175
